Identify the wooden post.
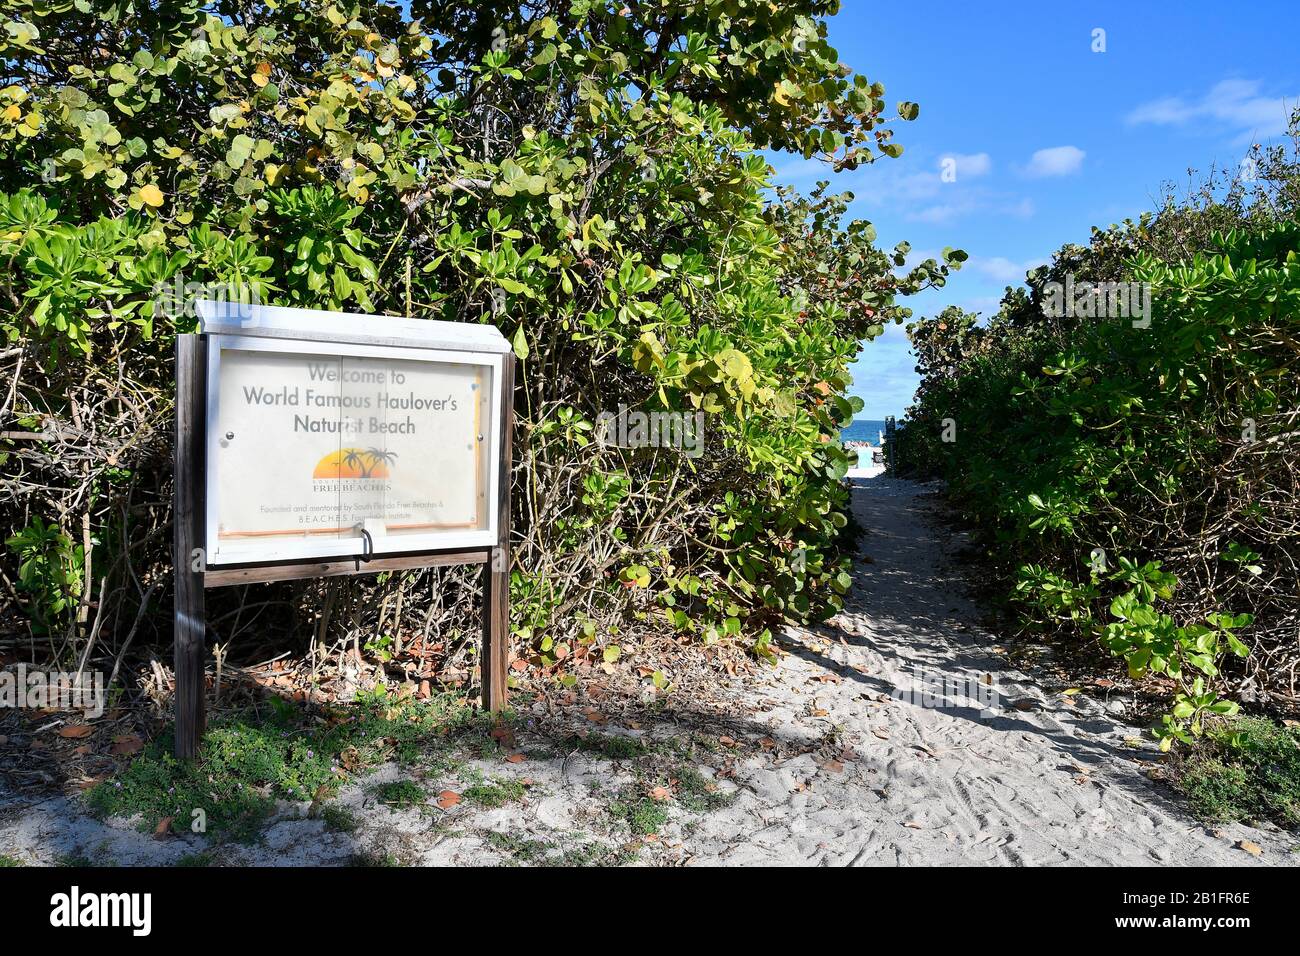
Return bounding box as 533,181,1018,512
174,334,207,758
481,352,514,713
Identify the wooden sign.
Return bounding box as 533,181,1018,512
207,336,502,563
173,301,515,758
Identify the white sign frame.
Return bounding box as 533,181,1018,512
197,303,508,567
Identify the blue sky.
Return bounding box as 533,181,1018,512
771,0,1299,421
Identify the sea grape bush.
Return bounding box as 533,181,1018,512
1015,560,1250,748
4,515,83,635
0,2,960,682
897,135,1300,743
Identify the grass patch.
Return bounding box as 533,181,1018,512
484,831,559,865
562,732,652,761
604,766,731,836
0,854,21,867
86,691,492,841
375,779,426,811
320,803,360,833
609,788,671,836
349,849,402,867
484,830,633,867
672,765,733,813
464,776,527,809
174,851,215,867
1175,716,1300,828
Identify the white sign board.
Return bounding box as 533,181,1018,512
197,302,509,565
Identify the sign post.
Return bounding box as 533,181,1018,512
173,302,514,759
174,334,207,759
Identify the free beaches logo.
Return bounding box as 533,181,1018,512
312,447,397,480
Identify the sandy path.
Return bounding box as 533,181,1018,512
684,475,1295,865
2,476,1294,866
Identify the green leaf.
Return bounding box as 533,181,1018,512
511,324,529,361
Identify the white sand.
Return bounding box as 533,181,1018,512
2,476,1294,866
682,475,1294,865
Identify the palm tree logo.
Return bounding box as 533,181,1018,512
342,448,366,475
361,447,398,478
313,448,398,480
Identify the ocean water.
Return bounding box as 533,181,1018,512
840,419,889,443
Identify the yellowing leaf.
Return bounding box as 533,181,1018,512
138,183,165,207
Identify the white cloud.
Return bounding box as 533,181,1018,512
908,202,966,224
848,335,922,418
901,247,942,269
774,149,989,204
966,255,1047,283
954,295,1005,315
1127,96,1193,126
1126,79,1296,140
907,194,1033,225
768,157,834,183
938,152,992,179
871,319,912,342
1023,145,1086,178
1004,197,1036,218
769,148,1030,225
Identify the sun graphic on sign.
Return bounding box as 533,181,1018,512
313,447,397,479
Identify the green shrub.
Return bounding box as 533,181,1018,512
0,1,961,677
1176,718,1300,828
87,692,479,839
374,779,425,811
897,135,1300,743
5,516,83,636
